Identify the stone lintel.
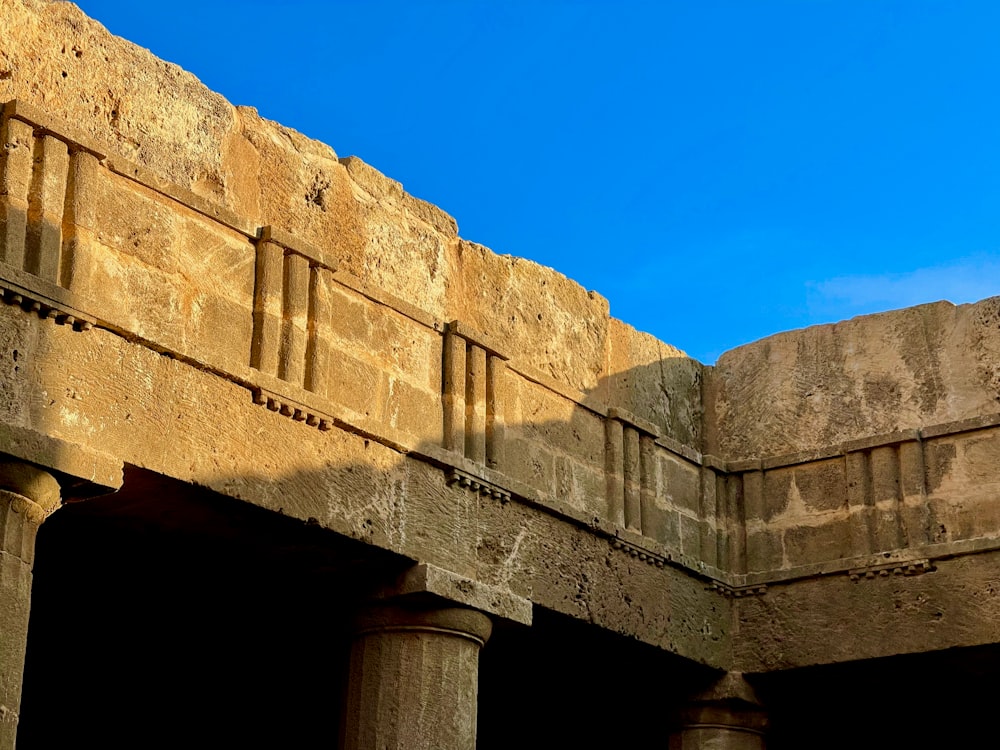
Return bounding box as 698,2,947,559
445,320,510,361
607,406,660,438
656,433,703,465
840,428,921,454
375,562,532,626
921,412,1000,439
0,424,122,498
3,99,108,160
759,445,842,471
257,224,338,273
727,458,762,473
701,453,727,472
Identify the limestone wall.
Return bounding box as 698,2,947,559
4,0,1000,672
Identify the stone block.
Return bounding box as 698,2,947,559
792,457,846,513
782,518,852,568
745,529,784,573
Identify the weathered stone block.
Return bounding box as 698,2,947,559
783,518,852,568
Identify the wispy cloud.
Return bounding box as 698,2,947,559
806,253,1000,320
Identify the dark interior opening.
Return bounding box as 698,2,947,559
19,467,397,749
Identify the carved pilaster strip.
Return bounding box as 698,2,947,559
442,327,467,453
699,465,718,568
870,444,904,552
465,343,487,464
25,133,69,284
485,355,506,470
60,150,99,290
250,237,283,375
727,473,747,575
278,250,309,385
442,321,509,469
623,424,641,532
0,117,33,269
846,450,874,557
604,418,625,527
639,433,655,537
899,438,931,547
304,264,333,397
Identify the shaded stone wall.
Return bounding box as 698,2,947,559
2,0,1000,688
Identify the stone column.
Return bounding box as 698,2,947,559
340,601,493,750
670,672,768,750
0,461,60,749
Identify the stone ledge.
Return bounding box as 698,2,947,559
0,262,97,331
606,407,660,437
445,320,510,361
257,225,339,274
0,423,122,496
3,99,108,159
376,562,532,626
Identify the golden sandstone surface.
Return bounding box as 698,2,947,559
2,2,1000,748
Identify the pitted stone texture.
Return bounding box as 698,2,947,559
447,240,610,393
708,297,1000,460
605,318,704,447
342,604,491,750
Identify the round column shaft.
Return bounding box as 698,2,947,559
341,603,492,750
0,461,60,750
670,672,768,750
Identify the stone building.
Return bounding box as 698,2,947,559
2,2,1000,747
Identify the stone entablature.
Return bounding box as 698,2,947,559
3,97,1000,610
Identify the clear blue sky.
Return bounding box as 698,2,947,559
75,1,1000,363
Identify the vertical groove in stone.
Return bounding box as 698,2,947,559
485,355,505,470
726,474,746,575
25,134,69,283
465,343,487,464
59,149,98,290
899,438,930,548
699,467,717,567
250,239,283,375
0,117,34,269
304,264,332,396
715,473,729,570
442,329,466,454
846,450,874,557
639,434,655,537
623,425,641,532
604,418,625,527
870,445,902,551
278,251,309,385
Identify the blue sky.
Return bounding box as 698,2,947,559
75,1,1000,363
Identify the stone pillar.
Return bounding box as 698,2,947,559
670,672,768,750
341,601,493,750
0,461,60,749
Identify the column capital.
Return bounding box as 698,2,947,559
371,562,532,626
672,672,768,748
0,459,60,522
353,601,493,648
343,599,493,749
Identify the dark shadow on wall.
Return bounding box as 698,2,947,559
19,457,1000,750
20,467,708,750
10,302,1000,749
